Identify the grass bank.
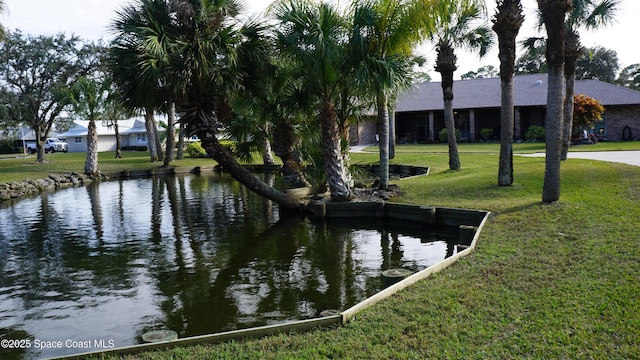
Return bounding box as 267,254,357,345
0,151,217,183
2,146,638,359
88,147,637,359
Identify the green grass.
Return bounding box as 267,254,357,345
2,146,639,359
360,141,640,154
0,151,217,183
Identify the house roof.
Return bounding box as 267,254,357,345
58,117,156,137
396,73,640,112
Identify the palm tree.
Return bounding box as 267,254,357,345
430,0,493,171
273,0,354,201
493,0,524,187
537,0,572,203
70,76,106,176
561,0,620,160
109,0,173,163
168,0,305,210
351,0,429,190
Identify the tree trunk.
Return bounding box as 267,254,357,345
272,121,310,188
562,30,581,161
320,99,353,201
114,121,122,159
435,40,460,171
494,0,524,186
538,0,570,203
498,78,515,186
84,119,99,176
153,117,164,162
389,105,396,160
164,102,176,167
144,108,159,162
377,91,390,190
199,132,304,210
35,128,46,163
176,122,185,160
262,122,276,165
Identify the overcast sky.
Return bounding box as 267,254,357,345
2,0,638,80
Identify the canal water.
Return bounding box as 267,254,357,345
0,173,461,359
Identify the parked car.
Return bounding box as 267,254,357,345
25,138,68,154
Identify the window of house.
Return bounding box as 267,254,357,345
137,134,147,144
75,137,82,143
594,113,607,136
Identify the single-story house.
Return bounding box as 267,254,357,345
59,117,162,153
351,73,640,144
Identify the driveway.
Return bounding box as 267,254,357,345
521,151,640,167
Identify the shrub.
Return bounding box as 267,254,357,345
525,125,546,142
186,141,208,158
438,128,461,143
480,128,494,141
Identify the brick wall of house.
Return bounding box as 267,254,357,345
603,105,640,141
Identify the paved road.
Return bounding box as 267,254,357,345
520,151,640,167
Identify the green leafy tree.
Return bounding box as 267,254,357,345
429,0,493,171
493,0,524,187
515,37,548,74
0,31,99,162
573,94,605,130
575,46,619,82
460,65,499,79
616,63,640,90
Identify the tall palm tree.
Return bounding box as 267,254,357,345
429,0,493,171
561,0,619,160
109,0,173,163
537,0,572,203
493,0,524,187
273,0,354,201
70,76,106,176
351,0,431,190
168,0,305,210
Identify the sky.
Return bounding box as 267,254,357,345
2,0,639,81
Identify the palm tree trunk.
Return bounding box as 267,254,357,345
176,122,185,160
153,118,164,162
164,101,176,167
377,91,390,190
435,40,460,171
494,0,524,186
321,99,353,201
114,121,122,159
262,122,276,165
84,119,99,176
538,0,570,203
273,121,310,188
543,69,564,202
144,108,159,162
389,105,396,160
199,133,304,210
498,78,515,186
562,31,581,161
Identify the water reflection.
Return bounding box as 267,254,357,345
0,173,461,359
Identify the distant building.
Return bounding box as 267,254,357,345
59,118,159,153
351,74,640,144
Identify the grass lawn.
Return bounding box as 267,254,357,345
359,141,640,154
2,145,639,359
